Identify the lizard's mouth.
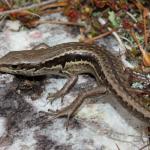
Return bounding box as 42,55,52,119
0,66,16,74
0,64,31,74
0,65,36,76
0,63,18,70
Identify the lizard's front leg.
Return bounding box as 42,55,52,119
47,74,78,103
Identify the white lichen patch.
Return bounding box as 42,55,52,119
0,117,6,137
6,128,37,150
4,20,21,31
0,74,14,85
25,77,68,112
77,103,140,136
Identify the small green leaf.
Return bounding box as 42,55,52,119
108,11,120,27
92,12,101,17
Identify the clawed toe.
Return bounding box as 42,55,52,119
47,93,57,103
47,92,65,104
48,107,72,129
47,108,58,114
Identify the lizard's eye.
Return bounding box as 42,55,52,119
11,65,18,69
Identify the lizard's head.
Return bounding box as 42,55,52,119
0,51,37,75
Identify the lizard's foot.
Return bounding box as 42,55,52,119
46,86,107,129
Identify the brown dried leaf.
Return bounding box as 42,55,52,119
130,30,150,67
142,50,150,67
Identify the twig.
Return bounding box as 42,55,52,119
120,36,133,46
130,30,150,67
125,68,150,82
84,29,116,43
126,11,137,23
0,0,64,16
2,0,12,8
143,8,149,48
20,10,40,18
40,8,64,15
37,20,85,27
108,27,126,54
127,88,150,95
130,30,145,56
116,143,121,150
40,1,67,11
139,143,150,150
